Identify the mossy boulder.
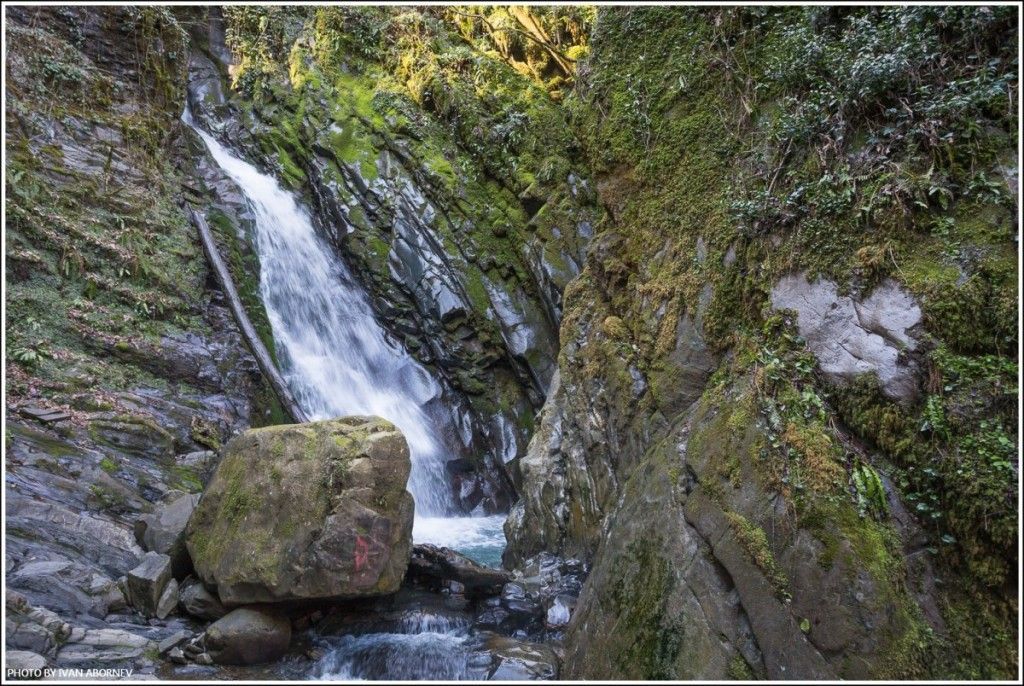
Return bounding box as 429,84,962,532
185,417,414,605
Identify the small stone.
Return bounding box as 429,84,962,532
167,647,187,664
155,579,179,620
158,630,190,655
178,577,226,621
194,652,213,666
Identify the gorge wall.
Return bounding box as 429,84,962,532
504,6,1019,680
5,4,1020,681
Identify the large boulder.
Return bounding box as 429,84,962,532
185,417,415,605
203,607,291,665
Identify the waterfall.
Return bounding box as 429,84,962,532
183,110,507,541
185,109,511,678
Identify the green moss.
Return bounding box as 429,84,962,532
170,465,204,494
727,654,755,680
607,537,684,679
725,511,789,598
98,457,118,474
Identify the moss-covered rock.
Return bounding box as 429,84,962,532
185,417,414,606
510,5,1016,680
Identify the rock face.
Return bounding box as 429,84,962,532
551,377,941,680
203,607,291,665
504,267,718,567
4,5,278,676
770,274,923,402
186,417,415,605
185,7,603,513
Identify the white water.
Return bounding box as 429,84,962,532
185,113,505,557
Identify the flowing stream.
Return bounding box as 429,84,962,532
186,111,507,678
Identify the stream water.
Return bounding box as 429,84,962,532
186,111,508,678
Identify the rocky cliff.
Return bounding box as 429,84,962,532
4,5,284,674
505,6,1018,680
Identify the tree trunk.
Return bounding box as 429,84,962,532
188,207,310,424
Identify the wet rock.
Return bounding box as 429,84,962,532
178,576,226,621
408,544,512,597
770,273,922,401
475,633,559,680
544,594,575,629
186,417,414,605
126,552,172,618
5,650,48,675
203,607,292,665
135,492,200,578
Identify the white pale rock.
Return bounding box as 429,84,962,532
770,273,922,401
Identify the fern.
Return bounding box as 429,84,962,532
852,461,888,519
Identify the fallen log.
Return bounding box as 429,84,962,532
188,207,310,424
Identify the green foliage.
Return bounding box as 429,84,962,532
731,6,1017,239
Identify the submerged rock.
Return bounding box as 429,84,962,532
185,417,414,605
203,607,292,665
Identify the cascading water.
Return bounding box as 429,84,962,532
185,109,506,678
185,108,503,521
